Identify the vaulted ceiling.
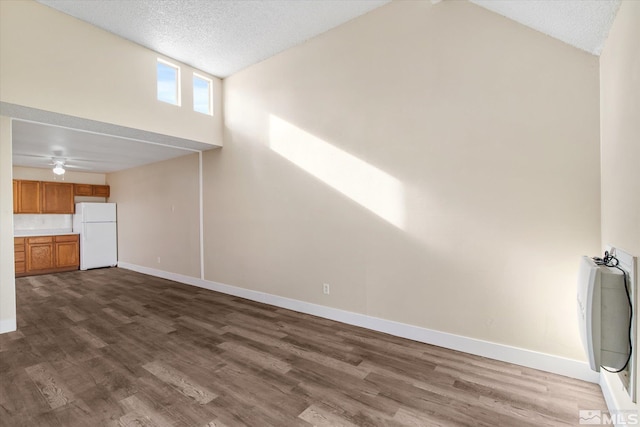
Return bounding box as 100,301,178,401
38,0,621,79
14,0,622,174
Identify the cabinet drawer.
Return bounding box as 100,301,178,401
14,251,25,262
15,262,26,274
14,237,25,248
27,236,54,244
55,235,79,243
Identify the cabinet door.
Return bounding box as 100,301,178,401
74,184,93,196
92,185,110,198
41,182,74,214
26,239,55,272
55,241,79,269
17,180,41,213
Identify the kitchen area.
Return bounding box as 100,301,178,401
9,118,204,283
13,173,117,277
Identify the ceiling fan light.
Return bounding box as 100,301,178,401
53,162,65,175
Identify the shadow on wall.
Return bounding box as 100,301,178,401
269,114,406,229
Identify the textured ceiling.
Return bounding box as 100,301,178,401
21,0,623,174
37,0,623,81
37,0,391,78
470,0,621,55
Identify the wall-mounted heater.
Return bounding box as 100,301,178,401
577,256,630,372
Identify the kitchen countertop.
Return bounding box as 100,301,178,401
14,229,78,237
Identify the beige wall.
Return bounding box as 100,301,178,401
107,153,201,278
204,0,601,360
600,0,640,396
0,0,222,146
600,0,640,258
1,0,605,364
0,116,16,333
13,166,106,185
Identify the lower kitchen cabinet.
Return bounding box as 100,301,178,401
16,234,80,277
55,235,80,269
26,236,55,272
14,237,25,275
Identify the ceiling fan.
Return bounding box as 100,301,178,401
14,149,110,175
47,157,97,175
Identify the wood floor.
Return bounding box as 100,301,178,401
1,268,606,426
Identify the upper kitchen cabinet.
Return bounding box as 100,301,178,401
41,182,74,214
14,180,41,213
92,185,110,198
12,180,18,213
73,183,93,196
13,180,109,214
74,183,110,198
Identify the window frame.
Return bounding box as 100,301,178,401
157,58,181,106
192,72,213,116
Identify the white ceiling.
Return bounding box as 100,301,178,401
12,120,197,174
470,0,621,55
17,0,622,175
37,0,622,81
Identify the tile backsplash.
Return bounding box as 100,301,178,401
14,214,73,232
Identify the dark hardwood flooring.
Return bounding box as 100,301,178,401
1,268,606,426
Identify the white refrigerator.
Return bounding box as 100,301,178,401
73,203,117,270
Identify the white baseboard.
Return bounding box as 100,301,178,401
600,372,639,426
118,262,600,383
0,318,17,334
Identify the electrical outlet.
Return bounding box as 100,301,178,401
323,283,330,295
157,256,161,264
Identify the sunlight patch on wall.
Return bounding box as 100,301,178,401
269,115,405,229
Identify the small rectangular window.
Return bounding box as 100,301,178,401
157,59,180,105
193,73,213,115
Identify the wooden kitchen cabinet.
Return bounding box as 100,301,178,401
41,182,74,214
92,185,110,197
73,184,93,196
54,235,80,269
74,183,110,198
14,180,41,213
14,237,25,275
25,236,55,273
14,180,109,213
13,180,18,213
17,234,80,277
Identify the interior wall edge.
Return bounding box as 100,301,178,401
1,102,218,152
0,319,17,334
117,261,600,384
0,115,16,333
